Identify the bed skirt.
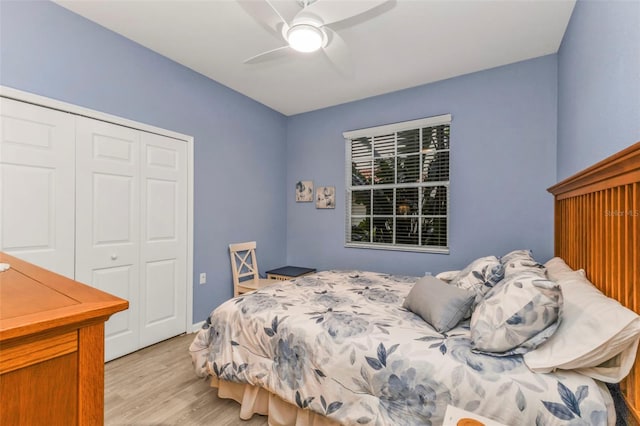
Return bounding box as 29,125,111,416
211,377,340,426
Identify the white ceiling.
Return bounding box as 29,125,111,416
54,0,575,116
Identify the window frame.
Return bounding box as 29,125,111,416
343,114,451,254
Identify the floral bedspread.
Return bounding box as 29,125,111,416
189,270,613,426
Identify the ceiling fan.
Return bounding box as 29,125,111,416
240,0,393,74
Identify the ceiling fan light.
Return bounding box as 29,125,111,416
287,24,323,53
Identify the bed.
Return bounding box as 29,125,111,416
190,141,640,425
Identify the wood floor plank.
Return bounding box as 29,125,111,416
104,333,268,425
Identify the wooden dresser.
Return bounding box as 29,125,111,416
0,252,128,425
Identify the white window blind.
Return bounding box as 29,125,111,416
344,114,451,253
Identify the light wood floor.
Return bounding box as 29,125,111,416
104,333,268,425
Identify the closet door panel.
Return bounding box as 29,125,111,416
0,98,75,278
75,117,140,361
139,132,187,346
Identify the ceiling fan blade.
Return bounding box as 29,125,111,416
237,0,285,37
264,0,293,26
267,0,303,26
323,28,352,77
300,0,391,26
244,45,292,64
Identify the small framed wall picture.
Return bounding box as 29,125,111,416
316,186,336,209
296,180,313,202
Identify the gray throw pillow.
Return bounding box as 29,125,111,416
403,276,476,333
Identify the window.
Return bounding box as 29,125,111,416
344,114,451,253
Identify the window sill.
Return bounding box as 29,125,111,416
344,242,450,254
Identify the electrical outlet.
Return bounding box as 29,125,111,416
199,272,207,285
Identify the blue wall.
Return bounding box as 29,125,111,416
6,0,632,323
285,56,558,275
0,0,288,322
557,0,640,180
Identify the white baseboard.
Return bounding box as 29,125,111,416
191,320,205,333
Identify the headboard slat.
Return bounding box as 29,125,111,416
548,142,640,424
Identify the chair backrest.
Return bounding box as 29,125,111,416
229,241,260,296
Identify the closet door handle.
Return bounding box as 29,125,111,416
110,254,118,260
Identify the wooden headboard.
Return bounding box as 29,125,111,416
547,141,640,423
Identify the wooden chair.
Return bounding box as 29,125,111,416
229,241,274,297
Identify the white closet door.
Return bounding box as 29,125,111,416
75,116,140,361
0,98,75,278
139,132,187,346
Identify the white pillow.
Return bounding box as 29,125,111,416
524,261,640,383
545,257,586,281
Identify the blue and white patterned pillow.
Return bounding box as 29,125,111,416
450,256,505,304
434,270,460,283
501,249,545,277
470,271,563,356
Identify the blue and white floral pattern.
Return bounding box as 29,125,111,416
471,271,563,356
501,249,546,277
189,270,611,426
450,256,505,297
449,256,505,317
